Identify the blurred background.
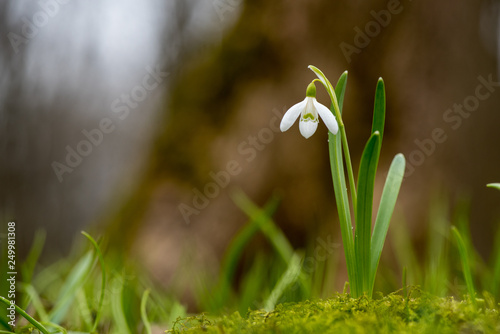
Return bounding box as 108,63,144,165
2,0,500,309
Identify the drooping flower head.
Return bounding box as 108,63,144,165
280,82,339,138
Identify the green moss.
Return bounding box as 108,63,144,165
168,290,500,333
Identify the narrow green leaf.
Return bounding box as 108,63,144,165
487,183,500,191
390,215,422,290
372,78,385,139
237,253,268,316
167,301,186,330
75,289,93,331
20,284,49,323
41,322,68,334
425,194,450,296
402,266,408,299
355,132,380,295
263,253,303,312
21,230,46,286
140,290,152,334
217,195,280,306
451,226,477,307
0,296,50,334
231,190,293,263
329,129,357,296
49,251,94,324
327,72,358,296
491,226,500,297
81,232,106,333
370,153,405,293
335,71,348,113
110,276,131,334
231,190,311,297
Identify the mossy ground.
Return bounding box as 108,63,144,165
168,290,500,333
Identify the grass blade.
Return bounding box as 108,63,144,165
231,190,311,297
237,253,269,315
20,283,49,323
140,290,152,334
21,230,46,286
355,132,380,295
490,224,500,298
167,301,186,330
0,296,49,334
81,232,106,333
49,251,94,324
263,253,302,312
213,194,280,309
451,226,476,306
231,190,293,263
425,194,450,296
402,266,408,299
75,289,93,331
369,153,405,294
110,276,131,334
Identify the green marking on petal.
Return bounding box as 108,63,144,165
302,113,317,121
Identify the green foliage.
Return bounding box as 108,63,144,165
370,153,405,294
3,185,500,333
4,68,500,333
263,253,302,312
326,71,357,296
0,296,49,334
451,227,477,307
0,231,185,333
355,131,380,295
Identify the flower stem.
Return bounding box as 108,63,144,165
338,123,357,216
311,73,357,216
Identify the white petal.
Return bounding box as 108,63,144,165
280,98,307,132
313,99,339,134
299,119,318,139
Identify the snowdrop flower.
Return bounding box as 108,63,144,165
280,82,339,139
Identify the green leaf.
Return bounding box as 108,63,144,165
0,296,50,334
335,71,348,114
110,276,131,334
81,231,106,333
369,153,405,293
451,226,477,307
487,183,500,191
355,132,381,295
372,78,385,139
231,190,294,263
231,190,311,297
21,230,46,287
491,226,500,297
140,290,152,334
20,284,49,323
210,194,280,310
263,253,303,312
328,72,358,297
49,251,94,324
